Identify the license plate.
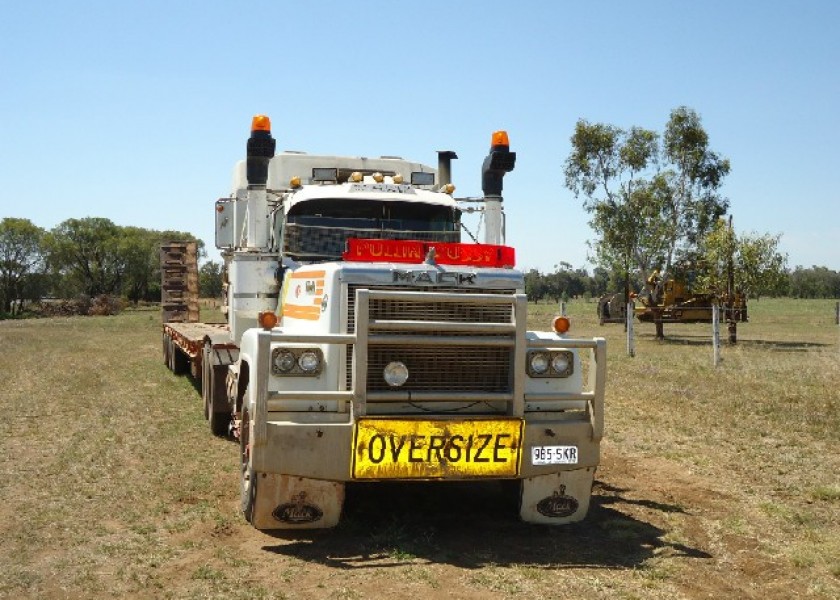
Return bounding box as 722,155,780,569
531,445,579,465
353,418,523,479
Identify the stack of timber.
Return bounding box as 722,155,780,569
160,241,199,322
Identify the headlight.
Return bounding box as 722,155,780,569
271,347,323,376
273,350,295,373
528,352,550,376
551,352,573,376
298,351,321,372
383,361,409,387
527,350,574,378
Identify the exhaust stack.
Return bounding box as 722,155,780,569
481,131,516,245
437,150,458,186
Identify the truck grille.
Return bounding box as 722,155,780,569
367,346,510,393
345,285,517,401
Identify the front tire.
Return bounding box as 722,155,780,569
240,407,255,523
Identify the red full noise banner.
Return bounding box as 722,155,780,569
342,238,516,268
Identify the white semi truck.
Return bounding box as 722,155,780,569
162,116,606,529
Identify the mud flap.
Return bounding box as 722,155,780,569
519,467,595,525
251,473,345,530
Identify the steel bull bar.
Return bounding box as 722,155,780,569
247,289,606,527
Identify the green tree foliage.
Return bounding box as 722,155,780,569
696,218,788,298
45,217,202,301
0,217,46,315
788,266,840,298
565,107,730,287
199,260,223,298
45,218,125,296
523,263,606,302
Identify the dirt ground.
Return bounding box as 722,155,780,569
1,303,837,599
141,447,809,599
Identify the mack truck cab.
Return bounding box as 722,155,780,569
206,116,605,529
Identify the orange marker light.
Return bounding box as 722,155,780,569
258,311,278,330
552,315,571,334
251,114,271,132
491,130,510,147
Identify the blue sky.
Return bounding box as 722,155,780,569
1,1,837,273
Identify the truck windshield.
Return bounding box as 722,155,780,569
284,199,460,261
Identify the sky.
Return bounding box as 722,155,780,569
1,0,838,273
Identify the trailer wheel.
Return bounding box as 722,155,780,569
240,406,256,523
171,340,189,375
163,333,171,367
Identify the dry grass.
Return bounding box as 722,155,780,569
0,299,837,598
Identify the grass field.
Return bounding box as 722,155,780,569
0,299,837,599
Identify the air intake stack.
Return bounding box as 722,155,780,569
229,115,280,344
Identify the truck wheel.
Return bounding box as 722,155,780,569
206,356,231,437
202,346,211,420
240,407,256,523
209,405,231,437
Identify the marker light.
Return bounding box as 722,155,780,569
312,167,338,182
251,115,271,132
411,172,435,186
290,176,301,188
393,174,404,184
552,316,571,334
443,183,456,195
491,130,509,147
258,311,278,330
350,171,363,183
372,172,385,183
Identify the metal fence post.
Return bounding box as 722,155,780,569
712,302,721,367
626,301,635,357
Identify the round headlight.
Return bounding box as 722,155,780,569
529,352,549,375
298,351,321,372
551,353,571,375
273,350,295,372
383,361,409,387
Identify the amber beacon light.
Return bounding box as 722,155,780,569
491,130,510,147
251,114,271,132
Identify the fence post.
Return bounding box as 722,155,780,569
560,301,567,317
835,301,839,325
712,302,721,367
626,301,635,357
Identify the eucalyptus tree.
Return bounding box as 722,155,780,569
565,107,731,287
0,217,46,315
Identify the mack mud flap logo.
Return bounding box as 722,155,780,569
536,485,579,518
272,492,323,524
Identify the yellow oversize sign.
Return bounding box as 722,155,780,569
352,418,523,479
